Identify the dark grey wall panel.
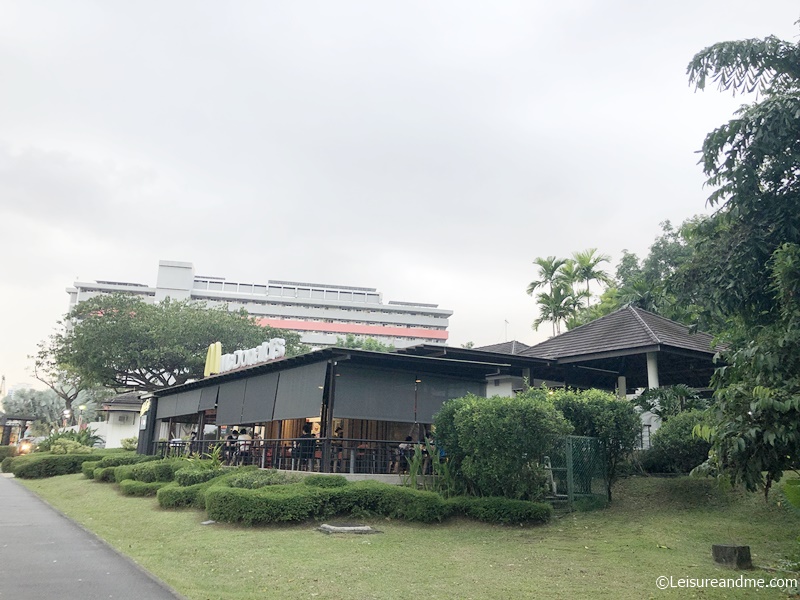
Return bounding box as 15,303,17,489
416,376,484,423
155,395,178,420
272,361,327,421
240,373,280,423
199,386,219,411
333,364,417,422
216,379,248,425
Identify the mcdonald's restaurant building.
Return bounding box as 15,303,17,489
137,346,505,475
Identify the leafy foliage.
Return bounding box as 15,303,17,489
551,388,641,501
53,294,306,391
434,390,572,500
634,384,707,422
678,25,800,497
335,334,394,352
38,429,104,451
641,410,712,474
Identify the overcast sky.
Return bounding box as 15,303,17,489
1,1,798,391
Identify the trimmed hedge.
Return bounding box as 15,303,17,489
447,495,552,525
7,452,120,479
227,468,301,489
303,474,349,488
96,453,156,468
174,467,226,487
0,446,17,460
118,479,168,497
129,458,190,483
205,480,451,525
114,464,137,483
2,455,18,473
94,466,118,483
82,460,102,479
157,482,209,509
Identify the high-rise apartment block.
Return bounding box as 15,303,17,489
67,260,451,347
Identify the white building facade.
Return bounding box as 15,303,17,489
67,260,451,348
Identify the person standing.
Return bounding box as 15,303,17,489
237,428,253,466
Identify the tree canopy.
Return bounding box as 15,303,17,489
683,25,800,495
51,295,307,392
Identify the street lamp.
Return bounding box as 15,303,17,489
78,405,87,429
62,409,71,428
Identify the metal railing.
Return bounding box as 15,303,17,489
153,438,411,475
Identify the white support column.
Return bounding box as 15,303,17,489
646,352,660,389
617,375,627,399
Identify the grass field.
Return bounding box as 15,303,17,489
20,474,800,599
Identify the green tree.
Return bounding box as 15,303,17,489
532,284,585,336
335,334,394,352
526,256,568,296
1,388,64,435
31,333,93,425
682,25,800,496
52,294,306,392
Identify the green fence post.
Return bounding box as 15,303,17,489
566,435,574,510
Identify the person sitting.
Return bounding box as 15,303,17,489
395,436,413,474
237,428,253,465
224,430,239,466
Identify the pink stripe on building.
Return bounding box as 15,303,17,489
257,318,448,340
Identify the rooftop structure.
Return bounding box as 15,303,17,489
67,260,452,348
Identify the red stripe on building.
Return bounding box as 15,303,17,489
257,318,448,340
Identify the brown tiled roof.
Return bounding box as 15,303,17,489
520,306,717,361
475,340,531,355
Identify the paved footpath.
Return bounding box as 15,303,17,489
0,474,184,600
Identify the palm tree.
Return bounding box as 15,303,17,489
572,248,612,308
526,256,567,297
532,284,585,336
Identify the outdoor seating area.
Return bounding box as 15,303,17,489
156,437,415,475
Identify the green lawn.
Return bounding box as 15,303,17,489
20,475,800,599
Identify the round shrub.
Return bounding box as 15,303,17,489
130,458,189,483
114,464,137,483
93,466,117,482
97,453,155,468
82,460,101,479
434,391,572,501
642,410,712,474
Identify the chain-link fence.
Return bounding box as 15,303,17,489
542,435,607,509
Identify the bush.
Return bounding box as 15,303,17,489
129,458,190,483
303,474,349,488
114,464,137,483
0,446,16,460
118,479,168,497
1,456,14,472
227,468,302,489
174,467,225,487
94,466,118,483
434,391,572,501
96,453,153,468
551,388,642,501
10,453,105,479
37,429,104,452
82,460,101,479
783,479,800,510
49,439,94,455
120,437,139,451
641,410,712,474
447,495,552,525
205,479,452,525
157,482,209,508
